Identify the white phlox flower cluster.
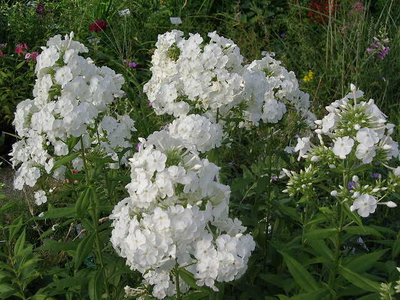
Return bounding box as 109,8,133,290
289,85,399,217
295,85,399,163
168,114,223,152
239,52,315,127
144,30,243,118
10,33,125,190
144,30,315,129
110,130,255,298
98,114,137,167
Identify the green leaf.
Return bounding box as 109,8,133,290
16,61,25,70
0,200,18,212
29,295,55,300
35,206,76,220
344,249,389,274
52,152,80,172
307,240,333,261
9,215,23,242
279,251,319,292
20,258,41,271
392,232,400,259
0,283,17,299
50,276,90,288
89,269,105,300
67,137,80,153
37,239,80,252
14,229,26,257
74,232,95,269
178,269,210,293
304,228,338,240
0,270,12,279
75,188,92,218
343,204,364,228
344,226,383,238
338,266,381,292
355,294,380,300
182,291,209,300
259,274,285,288
289,288,328,299
0,261,14,272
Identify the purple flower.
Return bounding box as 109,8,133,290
135,142,142,151
128,61,137,68
366,38,390,60
370,173,381,180
280,33,287,39
348,181,357,190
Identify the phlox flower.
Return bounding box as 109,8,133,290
356,127,379,147
350,194,377,217
34,190,47,205
294,137,312,160
119,9,130,16
333,136,354,159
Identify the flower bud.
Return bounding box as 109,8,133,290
311,156,320,162
386,201,397,208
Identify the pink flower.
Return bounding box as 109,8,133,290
0,51,3,57
15,43,29,54
31,52,39,60
24,52,39,61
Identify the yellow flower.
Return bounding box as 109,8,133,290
302,70,314,82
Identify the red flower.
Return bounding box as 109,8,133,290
90,20,107,33
308,0,339,24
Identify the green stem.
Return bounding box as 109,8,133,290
80,138,90,185
329,160,350,298
80,137,110,298
175,265,181,300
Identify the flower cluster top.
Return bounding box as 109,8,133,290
11,33,126,190
286,84,399,218
144,30,315,128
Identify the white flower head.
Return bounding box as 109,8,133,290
350,194,377,217
34,190,47,206
356,128,379,147
333,136,354,159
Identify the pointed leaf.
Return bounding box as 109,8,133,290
14,229,26,257
74,232,95,269
344,226,383,238
279,251,319,292
338,266,381,292
304,228,337,240
52,152,79,172
345,249,389,273
89,269,105,300
35,206,76,220
392,232,400,259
